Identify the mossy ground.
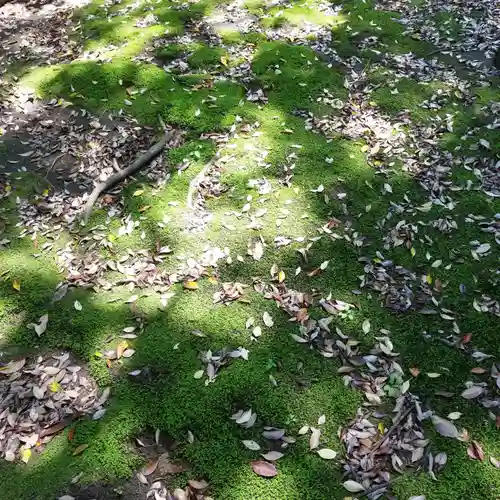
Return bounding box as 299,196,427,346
1,0,499,498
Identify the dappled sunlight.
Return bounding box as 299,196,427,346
1,0,500,496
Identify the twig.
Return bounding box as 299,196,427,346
368,404,413,457
44,153,65,180
83,118,172,223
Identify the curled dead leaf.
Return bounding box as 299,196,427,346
467,440,485,461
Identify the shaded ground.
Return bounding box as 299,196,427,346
0,0,499,499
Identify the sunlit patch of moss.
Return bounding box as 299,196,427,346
252,42,346,112
28,60,246,131
187,45,229,68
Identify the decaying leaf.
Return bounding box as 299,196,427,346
467,440,485,461
251,460,278,477
143,459,159,476
188,479,209,490
0,358,26,375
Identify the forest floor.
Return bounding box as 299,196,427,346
0,0,499,498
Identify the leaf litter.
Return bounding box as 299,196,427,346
1,0,500,496
0,352,108,462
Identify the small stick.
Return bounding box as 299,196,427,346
369,404,413,457
83,117,171,223
44,153,65,181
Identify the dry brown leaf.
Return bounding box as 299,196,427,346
467,440,485,461
188,479,209,490
251,460,278,477
142,459,158,476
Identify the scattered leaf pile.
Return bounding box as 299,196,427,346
0,352,108,462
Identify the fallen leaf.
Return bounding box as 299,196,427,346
410,367,420,377
261,451,283,461
0,358,26,375
72,444,89,456
447,412,462,420
298,425,309,435
21,448,32,464
431,415,459,438
362,319,370,334
74,300,82,311
242,440,260,451
183,281,198,290
317,448,337,460
426,372,441,378
467,440,485,461
471,367,487,374
318,415,326,425
27,314,49,337
12,279,21,291
263,312,274,327
343,480,365,492
490,456,500,468
194,370,204,379
137,472,148,484
461,386,484,399
309,427,321,450
142,459,159,476
262,429,285,440
251,460,278,477
40,420,69,438
188,479,209,490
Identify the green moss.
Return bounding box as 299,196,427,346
187,45,228,68
3,0,500,498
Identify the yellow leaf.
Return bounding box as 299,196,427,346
94,351,103,358
42,189,49,196
12,279,21,291
426,274,432,285
278,270,285,283
72,444,89,456
378,422,384,434
410,247,416,257
138,205,151,213
21,448,32,464
207,276,218,285
183,281,198,290
133,189,144,197
220,55,228,66
49,381,61,393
